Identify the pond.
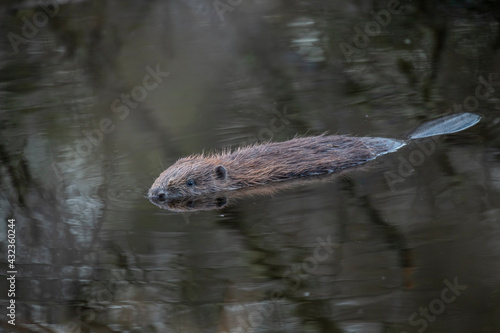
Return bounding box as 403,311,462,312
1,0,500,332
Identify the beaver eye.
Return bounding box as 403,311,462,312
186,179,195,187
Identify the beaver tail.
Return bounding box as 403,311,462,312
407,113,481,140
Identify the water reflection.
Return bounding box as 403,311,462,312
0,0,500,332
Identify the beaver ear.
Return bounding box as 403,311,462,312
214,165,227,180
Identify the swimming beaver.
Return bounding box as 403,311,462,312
148,113,481,202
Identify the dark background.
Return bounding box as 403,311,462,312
1,0,500,332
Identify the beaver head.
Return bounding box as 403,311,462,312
148,156,228,202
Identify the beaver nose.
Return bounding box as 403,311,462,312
157,192,166,202
149,188,167,202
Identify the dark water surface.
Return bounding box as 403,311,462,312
1,0,500,332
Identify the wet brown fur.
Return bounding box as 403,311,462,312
149,135,404,199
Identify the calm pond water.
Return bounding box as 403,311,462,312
1,1,500,332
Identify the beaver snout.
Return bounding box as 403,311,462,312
148,187,168,204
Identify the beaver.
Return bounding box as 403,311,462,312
148,112,481,203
